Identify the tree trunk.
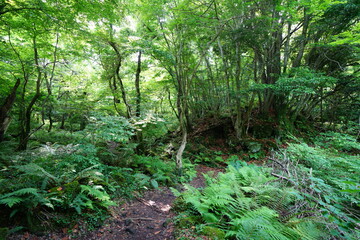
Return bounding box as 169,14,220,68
293,8,310,68
60,114,66,129
176,106,187,175
233,42,244,139
109,41,132,118
0,78,21,141
261,9,283,116
18,34,42,150
135,50,142,117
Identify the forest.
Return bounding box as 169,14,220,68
0,0,359,239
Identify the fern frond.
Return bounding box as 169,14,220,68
69,164,102,182
229,207,298,240
0,197,23,207
292,220,327,240
16,164,58,183
80,185,110,201
2,188,39,197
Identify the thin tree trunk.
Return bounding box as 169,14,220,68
234,42,243,139
60,114,66,129
135,50,142,117
109,41,132,118
44,32,59,132
18,34,42,150
293,8,310,68
176,107,187,175
283,21,292,73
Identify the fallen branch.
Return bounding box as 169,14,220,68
271,173,296,185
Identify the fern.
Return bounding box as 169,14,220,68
292,221,327,240
228,207,299,240
0,197,23,208
0,187,54,210
80,185,110,202
177,162,330,239
0,188,39,199
16,164,59,184
68,185,115,214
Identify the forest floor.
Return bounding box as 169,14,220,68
8,165,224,240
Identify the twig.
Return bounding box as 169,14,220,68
271,173,296,185
124,217,155,221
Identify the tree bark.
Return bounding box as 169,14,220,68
0,78,21,141
109,41,132,118
135,50,142,117
293,8,310,68
18,34,43,150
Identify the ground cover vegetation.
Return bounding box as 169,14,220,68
0,0,359,239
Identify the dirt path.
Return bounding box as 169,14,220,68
82,165,223,240
81,187,176,240
7,165,223,240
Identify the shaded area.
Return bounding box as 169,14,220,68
6,164,224,240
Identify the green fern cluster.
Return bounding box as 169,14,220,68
174,163,327,239
0,144,119,230
131,155,196,186
0,162,115,217
283,142,360,238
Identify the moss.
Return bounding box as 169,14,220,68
0,228,8,240
201,226,226,240
176,216,201,228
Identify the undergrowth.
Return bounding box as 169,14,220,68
173,131,360,239
0,115,192,237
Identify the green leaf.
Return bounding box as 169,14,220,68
0,197,23,207
150,179,159,189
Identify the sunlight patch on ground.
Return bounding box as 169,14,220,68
144,200,171,212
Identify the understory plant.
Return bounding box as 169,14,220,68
268,133,360,239
173,162,329,240
0,144,117,230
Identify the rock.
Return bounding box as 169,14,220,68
124,219,132,226
125,227,135,234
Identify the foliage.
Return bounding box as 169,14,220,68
271,137,360,239
0,147,116,229
132,114,168,144
274,67,337,96
33,130,86,145
173,162,328,239
130,155,196,186
0,141,149,231
0,113,185,232
0,0,359,237
314,131,360,152
84,115,135,144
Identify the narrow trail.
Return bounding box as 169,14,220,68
83,165,223,240
83,187,176,240
9,165,223,240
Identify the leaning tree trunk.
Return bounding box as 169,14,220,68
0,78,21,142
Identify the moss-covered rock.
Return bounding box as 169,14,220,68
176,216,201,228
201,226,226,240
